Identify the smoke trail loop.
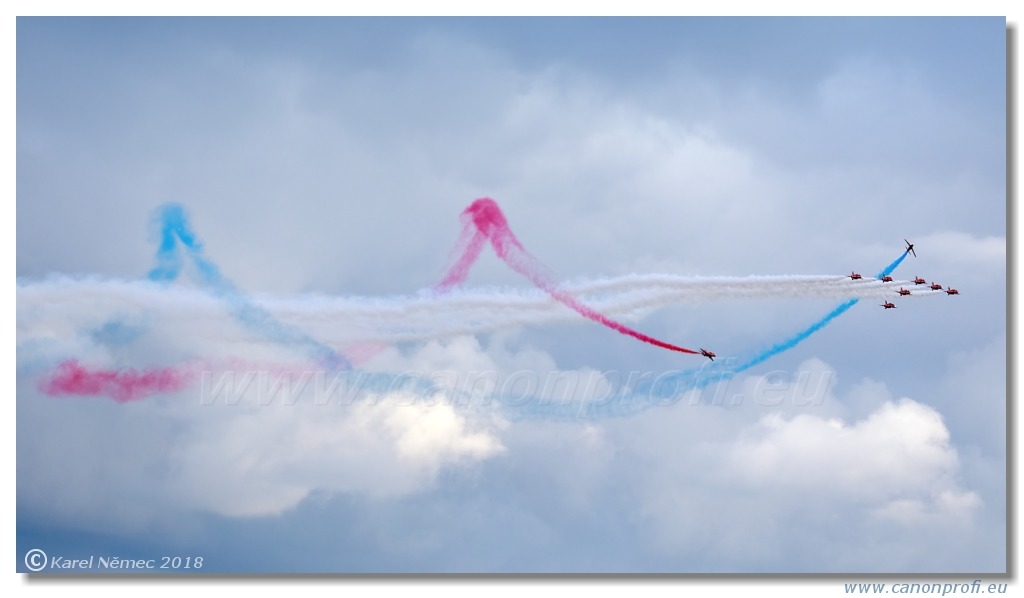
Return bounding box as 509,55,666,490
31,199,929,406
439,198,701,355
147,204,349,370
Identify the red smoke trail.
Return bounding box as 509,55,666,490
38,359,195,403
437,198,699,355
38,197,701,402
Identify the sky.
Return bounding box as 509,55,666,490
15,16,1008,576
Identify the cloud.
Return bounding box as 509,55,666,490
16,19,1004,573
18,377,506,527
914,231,1005,271
730,398,976,511
17,321,997,572
169,391,505,517
615,360,983,571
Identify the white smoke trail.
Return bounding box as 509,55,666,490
17,273,947,348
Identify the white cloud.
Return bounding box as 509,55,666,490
613,361,984,570
870,489,981,527
914,231,1005,271
730,398,977,511
169,392,504,517
17,300,998,571
16,20,1004,572
18,376,506,525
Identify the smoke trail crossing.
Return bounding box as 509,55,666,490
19,271,941,348
724,251,910,374
438,198,700,355
29,199,934,406
627,250,915,402
148,204,349,370
731,250,911,370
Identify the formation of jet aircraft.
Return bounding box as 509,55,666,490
702,241,957,360
847,240,959,309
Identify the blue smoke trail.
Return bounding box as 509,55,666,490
729,298,859,373
878,250,910,278
502,250,913,419
142,204,908,417
147,204,349,370
649,250,909,394
693,250,909,380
